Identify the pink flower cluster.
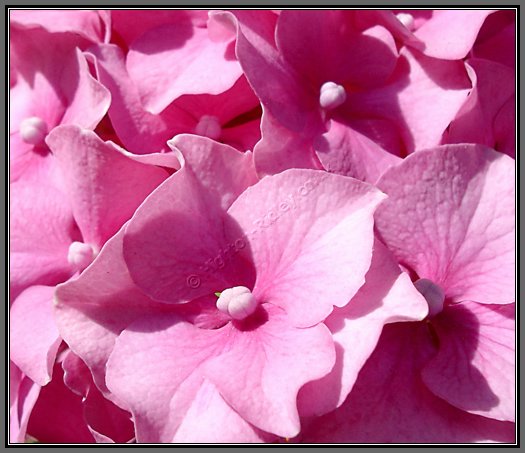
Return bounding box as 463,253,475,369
9,9,516,444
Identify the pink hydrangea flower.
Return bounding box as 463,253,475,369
298,144,515,443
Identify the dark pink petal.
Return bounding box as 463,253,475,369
10,182,79,302
297,239,428,416
110,10,208,48
228,169,386,327
10,10,108,43
124,136,258,304
422,302,515,422
276,11,398,88
413,10,494,59
61,351,135,443
46,125,169,249
54,227,173,396
376,144,515,304
126,22,241,114
472,10,516,69
10,286,61,386
26,362,95,443
493,97,515,158
315,120,402,184
299,323,515,443
10,362,40,443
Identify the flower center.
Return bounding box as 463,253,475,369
67,241,96,273
19,116,48,146
319,82,347,110
396,13,415,31
216,286,258,320
414,278,445,317
195,115,222,140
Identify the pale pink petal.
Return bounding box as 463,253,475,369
422,302,515,422
171,380,269,443
10,286,61,386
46,125,169,248
126,22,241,114
54,226,173,396
315,119,402,184
10,182,79,302
297,239,428,416
10,362,41,443
10,10,107,43
299,323,515,443
413,10,494,59
228,169,386,327
124,137,258,304
376,144,515,304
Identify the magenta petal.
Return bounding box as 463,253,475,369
297,239,428,416
10,286,61,386
315,120,402,184
299,323,515,443
46,125,169,248
124,137,258,304
228,169,386,327
423,302,515,422
126,22,242,114
376,144,515,304
413,10,494,59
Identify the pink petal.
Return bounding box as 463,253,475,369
10,182,79,302
87,44,195,154
126,22,242,114
276,11,398,88
226,10,321,134
422,302,515,422
228,169,386,327
413,10,494,59
254,107,323,177
444,59,515,154
10,10,108,43
46,125,169,248
315,119,402,184
297,239,428,416
9,362,41,443
54,226,173,397
123,136,258,304
376,144,515,304
472,10,516,69
171,380,269,443
343,47,471,153
26,361,95,443
10,286,61,386
299,323,515,443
